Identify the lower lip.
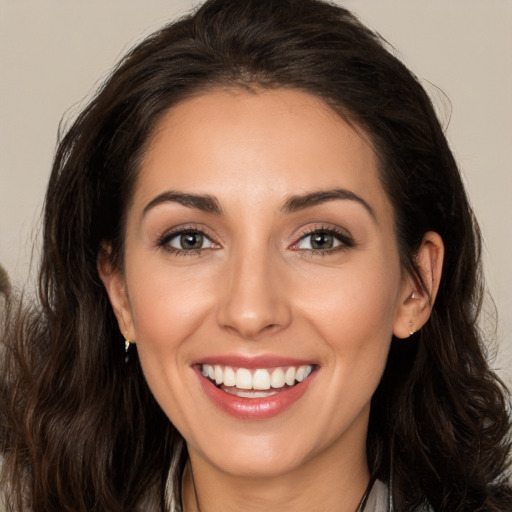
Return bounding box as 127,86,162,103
196,368,315,420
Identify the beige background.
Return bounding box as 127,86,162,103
0,0,511,385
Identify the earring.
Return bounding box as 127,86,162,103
408,321,415,336
124,332,135,362
124,335,132,363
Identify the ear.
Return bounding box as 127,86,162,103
393,231,444,339
97,245,136,341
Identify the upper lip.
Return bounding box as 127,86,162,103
192,354,317,369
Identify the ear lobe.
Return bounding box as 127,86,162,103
97,245,136,341
393,231,444,339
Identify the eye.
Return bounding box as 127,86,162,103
292,227,354,253
297,231,341,250
169,231,214,250
157,228,218,254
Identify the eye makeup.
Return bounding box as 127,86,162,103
155,221,355,258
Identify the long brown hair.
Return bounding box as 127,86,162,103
1,1,511,510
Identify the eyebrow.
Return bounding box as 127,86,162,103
142,187,375,220
281,188,376,220
143,191,223,216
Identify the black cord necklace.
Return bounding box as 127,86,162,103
180,465,392,512
187,477,378,512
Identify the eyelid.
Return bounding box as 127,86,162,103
168,231,215,250
155,222,354,256
289,224,355,252
156,224,221,254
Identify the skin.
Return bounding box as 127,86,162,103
99,89,443,512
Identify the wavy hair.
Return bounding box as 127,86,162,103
1,0,511,510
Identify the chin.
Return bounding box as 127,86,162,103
202,444,311,479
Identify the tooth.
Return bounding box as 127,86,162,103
214,365,223,385
296,365,306,382
203,364,313,389
236,368,253,390
285,367,296,386
270,368,285,388
223,366,236,387
253,369,271,390
203,364,214,379
225,388,279,398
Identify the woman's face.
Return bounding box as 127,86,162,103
105,89,416,478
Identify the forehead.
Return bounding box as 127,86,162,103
134,88,391,221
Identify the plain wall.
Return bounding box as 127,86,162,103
0,0,511,385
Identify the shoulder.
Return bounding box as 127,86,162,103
364,480,388,512
365,480,432,512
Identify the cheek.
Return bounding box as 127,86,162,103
124,255,217,382
298,256,400,342
293,251,402,397
123,257,219,431
299,260,401,431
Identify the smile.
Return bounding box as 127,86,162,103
196,361,317,419
201,364,314,397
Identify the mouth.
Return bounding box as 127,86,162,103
196,361,317,419
201,364,314,397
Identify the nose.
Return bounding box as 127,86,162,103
216,248,292,340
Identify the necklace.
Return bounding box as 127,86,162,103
179,464,386,512
186,477,379,512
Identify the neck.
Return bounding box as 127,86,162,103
182,422,370,512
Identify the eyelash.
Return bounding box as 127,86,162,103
156,225,218,257
292,226,355,256
156,225,354,257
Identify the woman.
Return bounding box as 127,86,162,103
1,0,510,510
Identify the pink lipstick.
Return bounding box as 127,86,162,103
194,356,317,420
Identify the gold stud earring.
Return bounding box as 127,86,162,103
408,321,415,336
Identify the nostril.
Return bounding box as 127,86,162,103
216,269,292,338
222,322,279,340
